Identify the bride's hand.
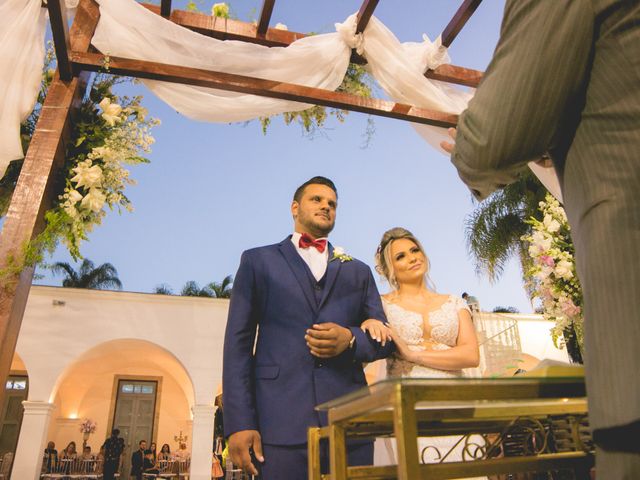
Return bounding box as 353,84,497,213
360,319,393,346
389,326,416,362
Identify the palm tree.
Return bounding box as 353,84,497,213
465,171,548,286
50,259,123,290
207,275,233,299
154,284,174,295
180,281,214,297
180,276,233,298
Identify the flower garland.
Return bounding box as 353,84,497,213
54,75,159,259
522,193,584,353
0,62,158,280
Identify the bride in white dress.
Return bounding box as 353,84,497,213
362,227,485,476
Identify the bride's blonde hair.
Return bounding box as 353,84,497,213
375,227,435,291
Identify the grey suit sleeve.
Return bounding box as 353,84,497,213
452,0,594,200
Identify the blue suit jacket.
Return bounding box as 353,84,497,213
223,236,394,445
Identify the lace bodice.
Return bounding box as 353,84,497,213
383,295,471,378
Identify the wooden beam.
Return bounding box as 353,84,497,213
0,0,98,411
160,0,172,18
70,51,458,128
441,0,483,47
355,0,379,34
140,3,481,87
47,0,72,80
256,0,276,36
425,64,482,88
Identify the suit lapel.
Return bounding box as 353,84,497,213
319,243,341,309
279,237,318,314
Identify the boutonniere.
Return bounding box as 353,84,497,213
331,246,353,263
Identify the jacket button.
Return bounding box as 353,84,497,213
314,285,322,290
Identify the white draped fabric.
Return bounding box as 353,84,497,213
0,0,47,171
0,0,561,201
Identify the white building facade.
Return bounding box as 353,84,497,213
4,286,569,479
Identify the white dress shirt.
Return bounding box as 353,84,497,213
291,232,329,281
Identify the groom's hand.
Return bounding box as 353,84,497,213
306,323,352,358
228,429,264,476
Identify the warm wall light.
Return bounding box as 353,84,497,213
68,413,78,419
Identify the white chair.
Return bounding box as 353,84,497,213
177,458,190,479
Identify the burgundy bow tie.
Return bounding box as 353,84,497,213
298,233,327,253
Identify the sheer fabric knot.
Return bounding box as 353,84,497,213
335,14,365,56
421,34,450,72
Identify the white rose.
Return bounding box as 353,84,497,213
274,23,288,30
554,260,574,280
543,214,561,233
80,188,106,213
71,164,103,189
68,189,83,204
99,97,122,126
531,230,552,252
333,246,345,256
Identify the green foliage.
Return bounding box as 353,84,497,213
179,275,233,298
0,48,157,281
49,258,123,290
154,283,174,295
259,63,376,143
465,171,547,287
207,274,233,298
181,280,214,297
492,306,520,313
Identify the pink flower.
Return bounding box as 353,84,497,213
559,298,581,318
539,255,555,267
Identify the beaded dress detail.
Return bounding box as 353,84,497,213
383,295,470,378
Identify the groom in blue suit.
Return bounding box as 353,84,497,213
223,176,394,479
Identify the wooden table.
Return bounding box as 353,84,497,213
310,377,593,480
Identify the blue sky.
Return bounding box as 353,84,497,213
33,0,534,312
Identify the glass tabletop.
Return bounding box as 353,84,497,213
316,375,586,411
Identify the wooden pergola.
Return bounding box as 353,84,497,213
0,0,484,405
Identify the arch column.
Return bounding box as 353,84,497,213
12,401,55,480
190,404,215,479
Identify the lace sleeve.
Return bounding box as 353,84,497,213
453,296,471,315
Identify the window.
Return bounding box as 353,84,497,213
120,382,155,395
5,380,27,390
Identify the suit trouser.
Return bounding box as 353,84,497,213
563,112,640,476
258,440,373,480
102,460,118,480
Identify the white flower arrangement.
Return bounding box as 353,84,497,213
79,418,97,434
331,246,353,263
522,193,584,355
53,77,159,259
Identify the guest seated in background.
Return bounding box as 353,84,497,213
80,445,94,460
174,443,190,461
143,450,160,475
157,444,171,461
61,441,77,459
96,445,105,462
43,441,58,472
131,440,147,480
149,442,157,463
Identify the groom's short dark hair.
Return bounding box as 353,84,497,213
293,176,338,203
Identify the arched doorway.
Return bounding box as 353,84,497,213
0,353,28,476
48,339,194,475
